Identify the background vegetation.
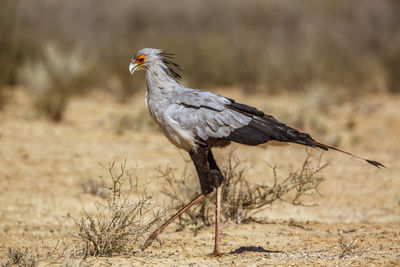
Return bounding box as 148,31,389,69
1,0,400,111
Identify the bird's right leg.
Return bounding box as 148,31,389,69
141,146,212,251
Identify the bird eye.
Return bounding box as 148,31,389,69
136,55,146,64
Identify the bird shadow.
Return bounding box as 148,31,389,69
230,246,282,254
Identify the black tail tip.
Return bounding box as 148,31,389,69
365,159,386,169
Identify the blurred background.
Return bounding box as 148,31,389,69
1,0,400,119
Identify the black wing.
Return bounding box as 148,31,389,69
225,100,326,149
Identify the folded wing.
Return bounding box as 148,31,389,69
170,89,322,148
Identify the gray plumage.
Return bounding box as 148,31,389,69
129,48,384,168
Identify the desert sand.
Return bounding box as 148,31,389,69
0,88,399,266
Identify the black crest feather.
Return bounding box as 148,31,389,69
160,51,182,82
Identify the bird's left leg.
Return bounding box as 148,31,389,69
207,149,224,257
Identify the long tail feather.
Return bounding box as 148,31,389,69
313,141,386,168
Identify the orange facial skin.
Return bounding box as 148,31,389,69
136,55,146,64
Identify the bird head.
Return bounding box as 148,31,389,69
129,48,159,74
129,48,182,81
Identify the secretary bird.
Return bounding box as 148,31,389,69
129,48,384,256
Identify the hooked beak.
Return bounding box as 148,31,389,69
129,62,140,74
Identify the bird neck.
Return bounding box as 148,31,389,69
145,63,180,96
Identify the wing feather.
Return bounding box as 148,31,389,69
223,100,320,147
169,89,251,141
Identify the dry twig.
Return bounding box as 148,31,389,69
161,149,328,234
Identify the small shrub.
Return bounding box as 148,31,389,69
2,247,38,267
382,47,400,93
18,44,92,122
161,149,328,234
71,160,160,257
338,233,359,259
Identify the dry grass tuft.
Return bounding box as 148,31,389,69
71,160,161,257
338,233,359,259
1,247,38,267
161,149,328,234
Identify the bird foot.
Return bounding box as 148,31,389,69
141,231,162,251
209,250,223,257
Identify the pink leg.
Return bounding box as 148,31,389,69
142,193,207,251
210,185,223,256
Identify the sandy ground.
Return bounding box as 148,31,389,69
0,88,399,266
